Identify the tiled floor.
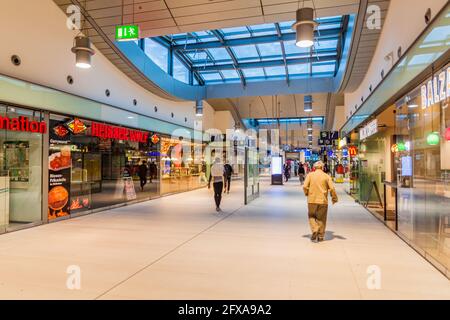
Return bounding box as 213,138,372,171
0,178,448,299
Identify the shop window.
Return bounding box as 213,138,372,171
48,114,161,220
0,105,44,232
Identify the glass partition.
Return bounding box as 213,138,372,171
395,64,450,274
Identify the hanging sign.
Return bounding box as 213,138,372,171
115,25,140,41
421,66,450,108
359,119,378,140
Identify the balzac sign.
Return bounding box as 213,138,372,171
90,121,149,143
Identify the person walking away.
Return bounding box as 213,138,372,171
223,162,233,194
284,163,290,182
138,160,148,192
298,162,306,185
208,158,225,212
303,161,338,242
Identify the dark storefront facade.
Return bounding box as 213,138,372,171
48,114,161,221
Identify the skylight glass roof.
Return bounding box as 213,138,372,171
141,15,349,85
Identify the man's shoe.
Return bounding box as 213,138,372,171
216,207,220,212
318,237,324,242
310,232,318,241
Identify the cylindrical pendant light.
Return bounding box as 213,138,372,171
292,7,317,48
72,35,95,69
195,100,203,117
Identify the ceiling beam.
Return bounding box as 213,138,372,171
275,23,289,85
211,30,246,87
172,29,341,51
193,55,337,72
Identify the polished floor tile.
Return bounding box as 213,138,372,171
0,178,448,300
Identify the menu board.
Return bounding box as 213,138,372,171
48,145,71,220
48,119,72,220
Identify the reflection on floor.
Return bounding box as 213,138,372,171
0,178,449,299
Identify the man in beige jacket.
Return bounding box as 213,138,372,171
303,161,338,242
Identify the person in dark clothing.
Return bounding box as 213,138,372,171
149,161,157,183
138,160,148,191
284,163,291,182
223,162,233,194
298,162,306,185
208,158,225,212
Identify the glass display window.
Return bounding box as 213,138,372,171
49,114,160,218
395,64,450,273
0,104,44,232
160,136,207,195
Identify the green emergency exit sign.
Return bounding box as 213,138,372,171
115,25,139,41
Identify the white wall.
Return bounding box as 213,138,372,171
344,0,447,120
332,105,346,131
0,0,218,130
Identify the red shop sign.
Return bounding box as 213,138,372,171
91,122,149,143
0,115,46,133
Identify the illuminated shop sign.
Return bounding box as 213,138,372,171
66,118,87,134
91,122,149,143
421,66,450,108
151,134,160,144
359,119,378,140
348,146,358,156
0,115,46,133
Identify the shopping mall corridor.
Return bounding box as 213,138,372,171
0,178,449,300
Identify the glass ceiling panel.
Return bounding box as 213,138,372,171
248,23,277,36
232,45,259,60
200,72,222,81
242,68,265,78
284,40,310,55
315,39,338,49
208,47,231,60
312,62,335,74
221,69,240,79
143,14,350,85
221,26,250,39
191,31,218,42
288,64,310,75
257,42,282,57
264,66,286,76
186,50,208,61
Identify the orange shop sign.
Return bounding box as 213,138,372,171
348,146,358,156
91,122,149,143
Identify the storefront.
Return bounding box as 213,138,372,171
355,106,396,218
47,114,161,221
160,136,207,195
0,103,45,233
344,63,450,276
394,64,450,274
